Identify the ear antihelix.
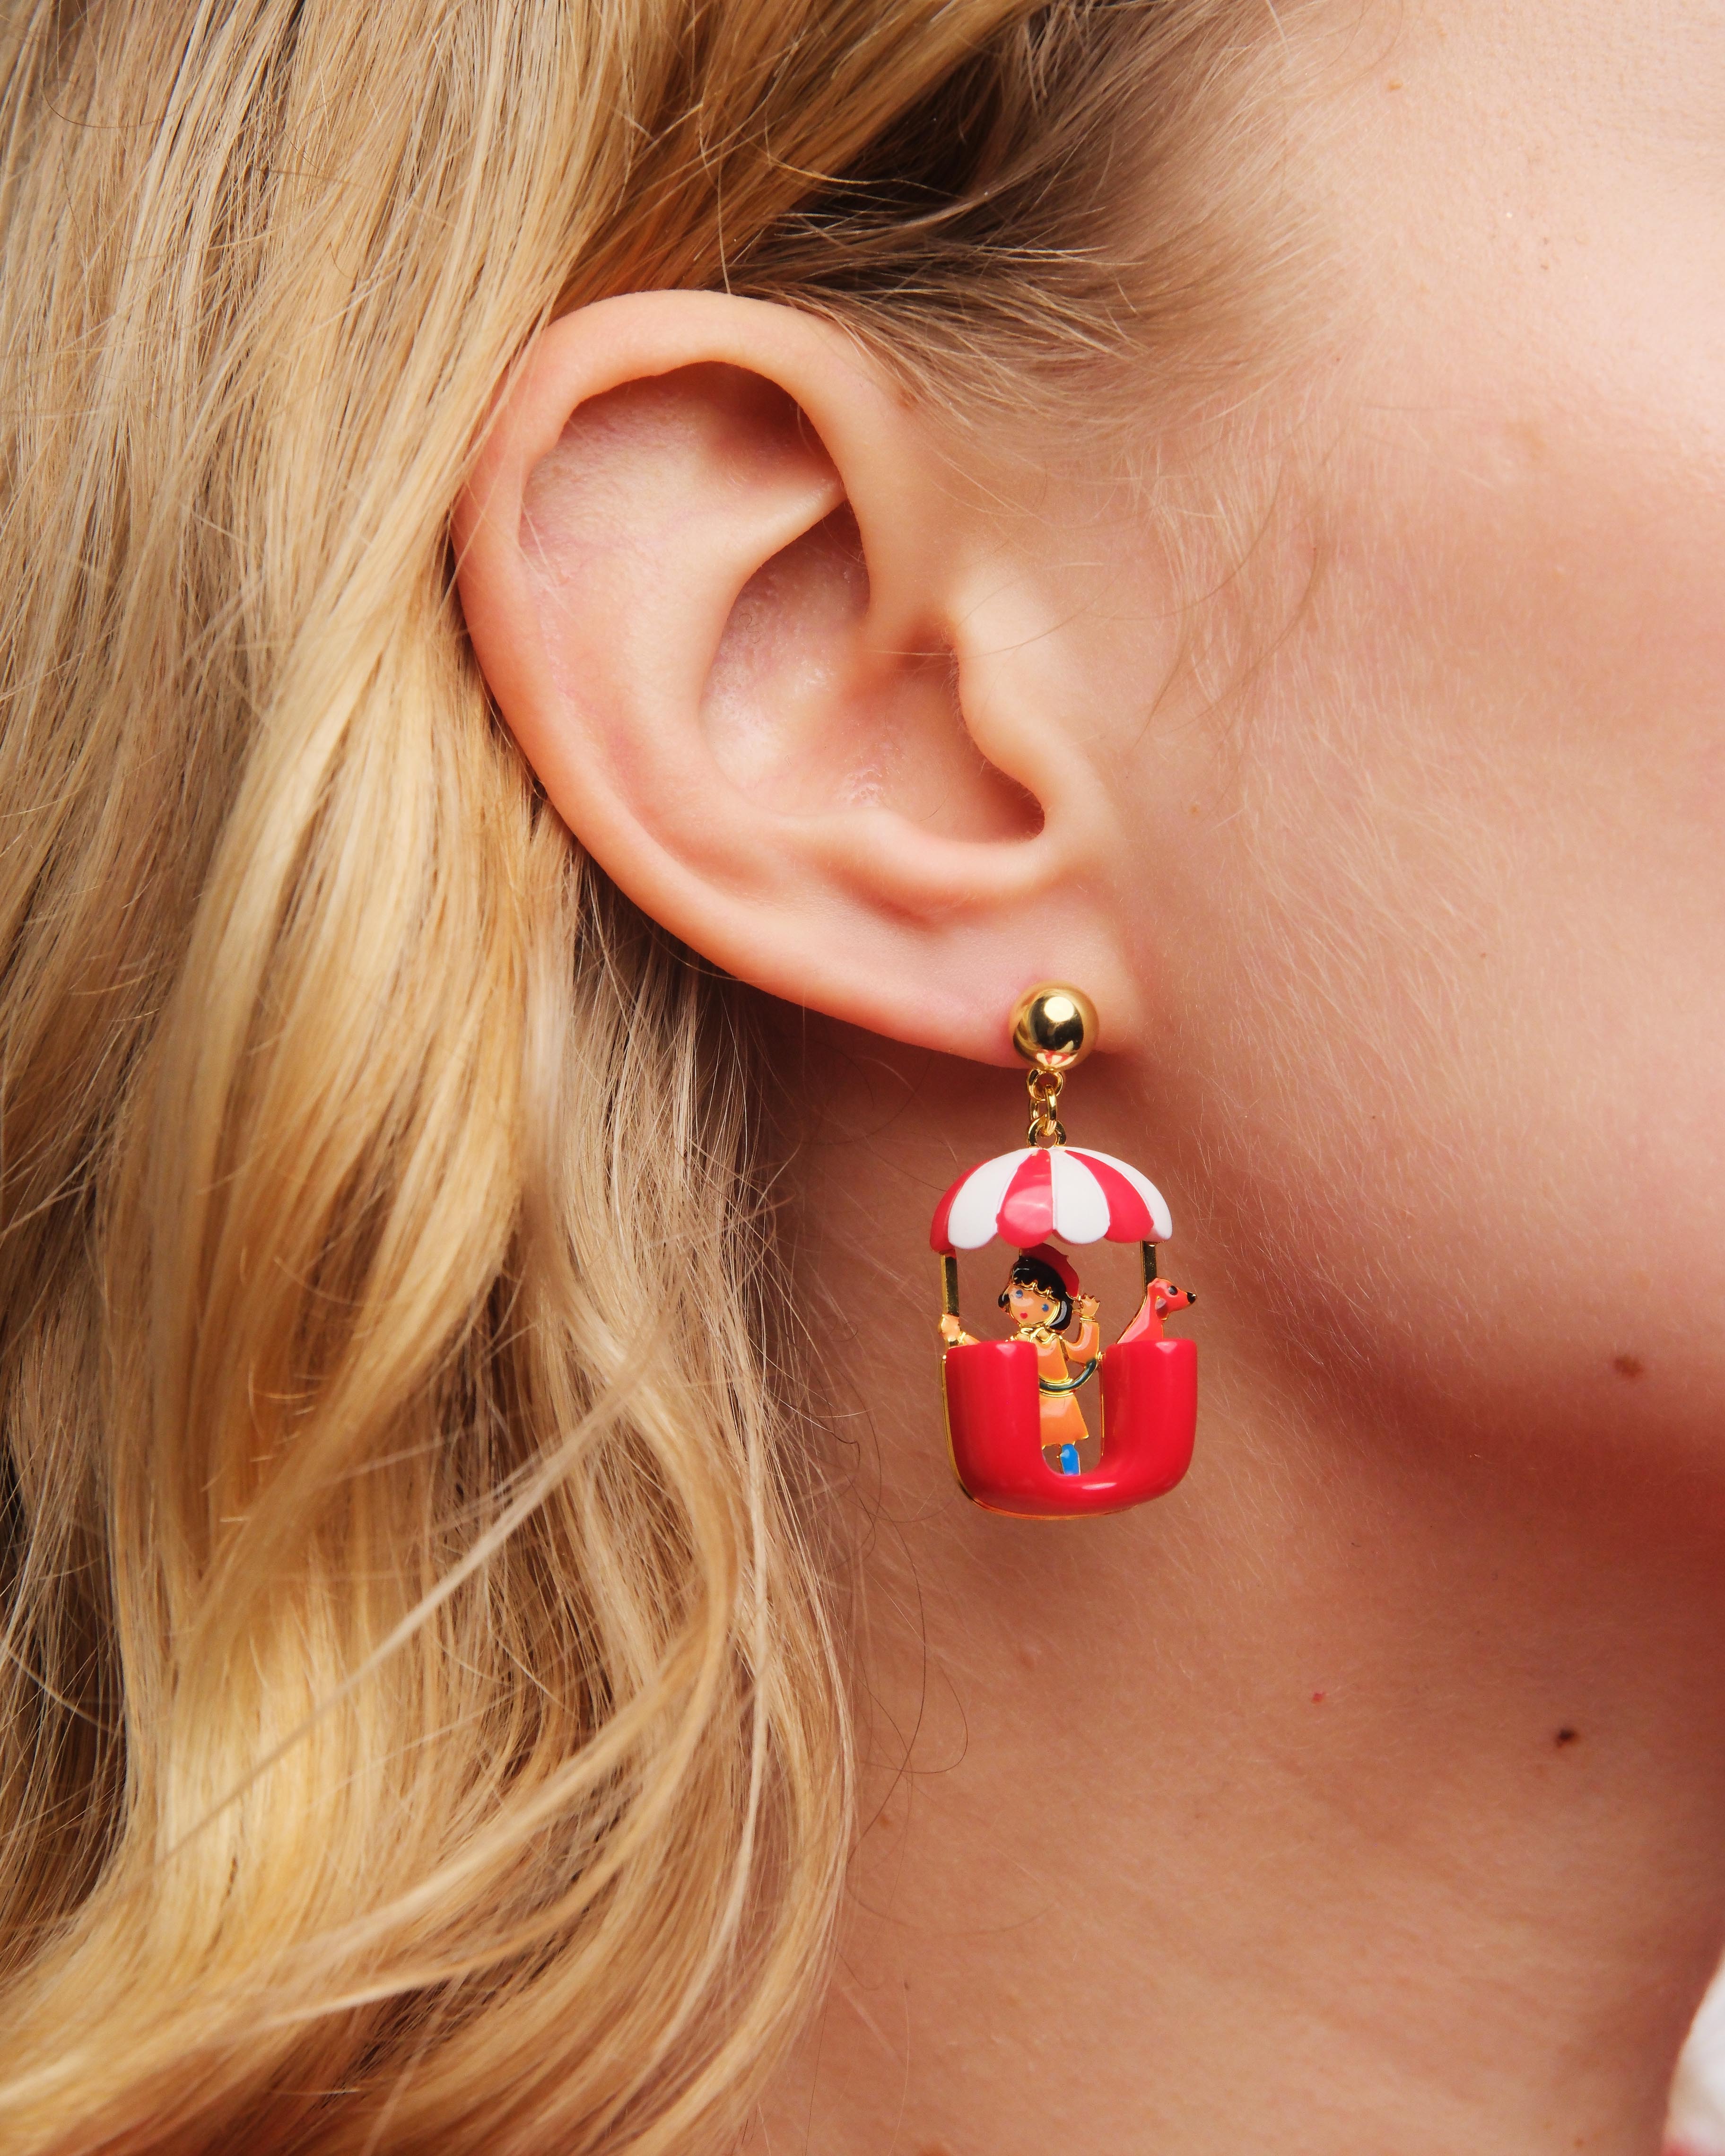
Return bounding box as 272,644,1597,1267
929,983,1199,1519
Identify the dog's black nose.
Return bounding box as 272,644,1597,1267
1186,1289,1198,1303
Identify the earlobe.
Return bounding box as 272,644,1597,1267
454,290,1138,1062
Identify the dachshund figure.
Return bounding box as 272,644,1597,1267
1117,1276,1197,1346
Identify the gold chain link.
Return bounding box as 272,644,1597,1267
1026,1067,1066,1147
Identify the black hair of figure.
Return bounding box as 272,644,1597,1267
999,1253,1073,1332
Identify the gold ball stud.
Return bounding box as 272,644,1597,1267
1009,982,1098,1071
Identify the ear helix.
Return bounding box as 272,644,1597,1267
924,984,1199,1520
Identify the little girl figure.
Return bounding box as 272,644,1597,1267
937,1244,1101,1472
999,1244,1099,1475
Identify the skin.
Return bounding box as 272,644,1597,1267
454,1,1725,2149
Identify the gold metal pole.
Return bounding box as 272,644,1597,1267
1140,1241,1158,1290
941,1254,960,1320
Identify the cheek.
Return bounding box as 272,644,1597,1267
1093,0,1725,1477
1132,322,1725,1473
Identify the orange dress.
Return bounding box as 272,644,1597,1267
1021,1319,1099,1451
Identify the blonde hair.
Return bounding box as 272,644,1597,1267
0,3,1292,2147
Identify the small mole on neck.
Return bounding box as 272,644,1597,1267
1554,1727,1579,1747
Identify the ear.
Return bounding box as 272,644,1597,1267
453,289,1138,1063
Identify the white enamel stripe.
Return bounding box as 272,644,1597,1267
944,1147,1035,1249
1047,1144,1111,1243
1072,1147,1174,1241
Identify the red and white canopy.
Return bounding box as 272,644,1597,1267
930,1145,1173,1256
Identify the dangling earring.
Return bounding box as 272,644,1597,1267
931,984,1198,1520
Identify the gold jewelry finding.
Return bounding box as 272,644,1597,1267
1010,983,1097,1146
1010,983,1097,1070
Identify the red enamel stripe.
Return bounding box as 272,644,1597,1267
997,1148,1055,1247
929,1167,970,1253
1067,1149,1156,1241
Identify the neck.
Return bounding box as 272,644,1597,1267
759,1051,1725,2155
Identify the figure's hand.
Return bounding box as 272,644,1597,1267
939,1313,963,1344
1075,1294,1100,1323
